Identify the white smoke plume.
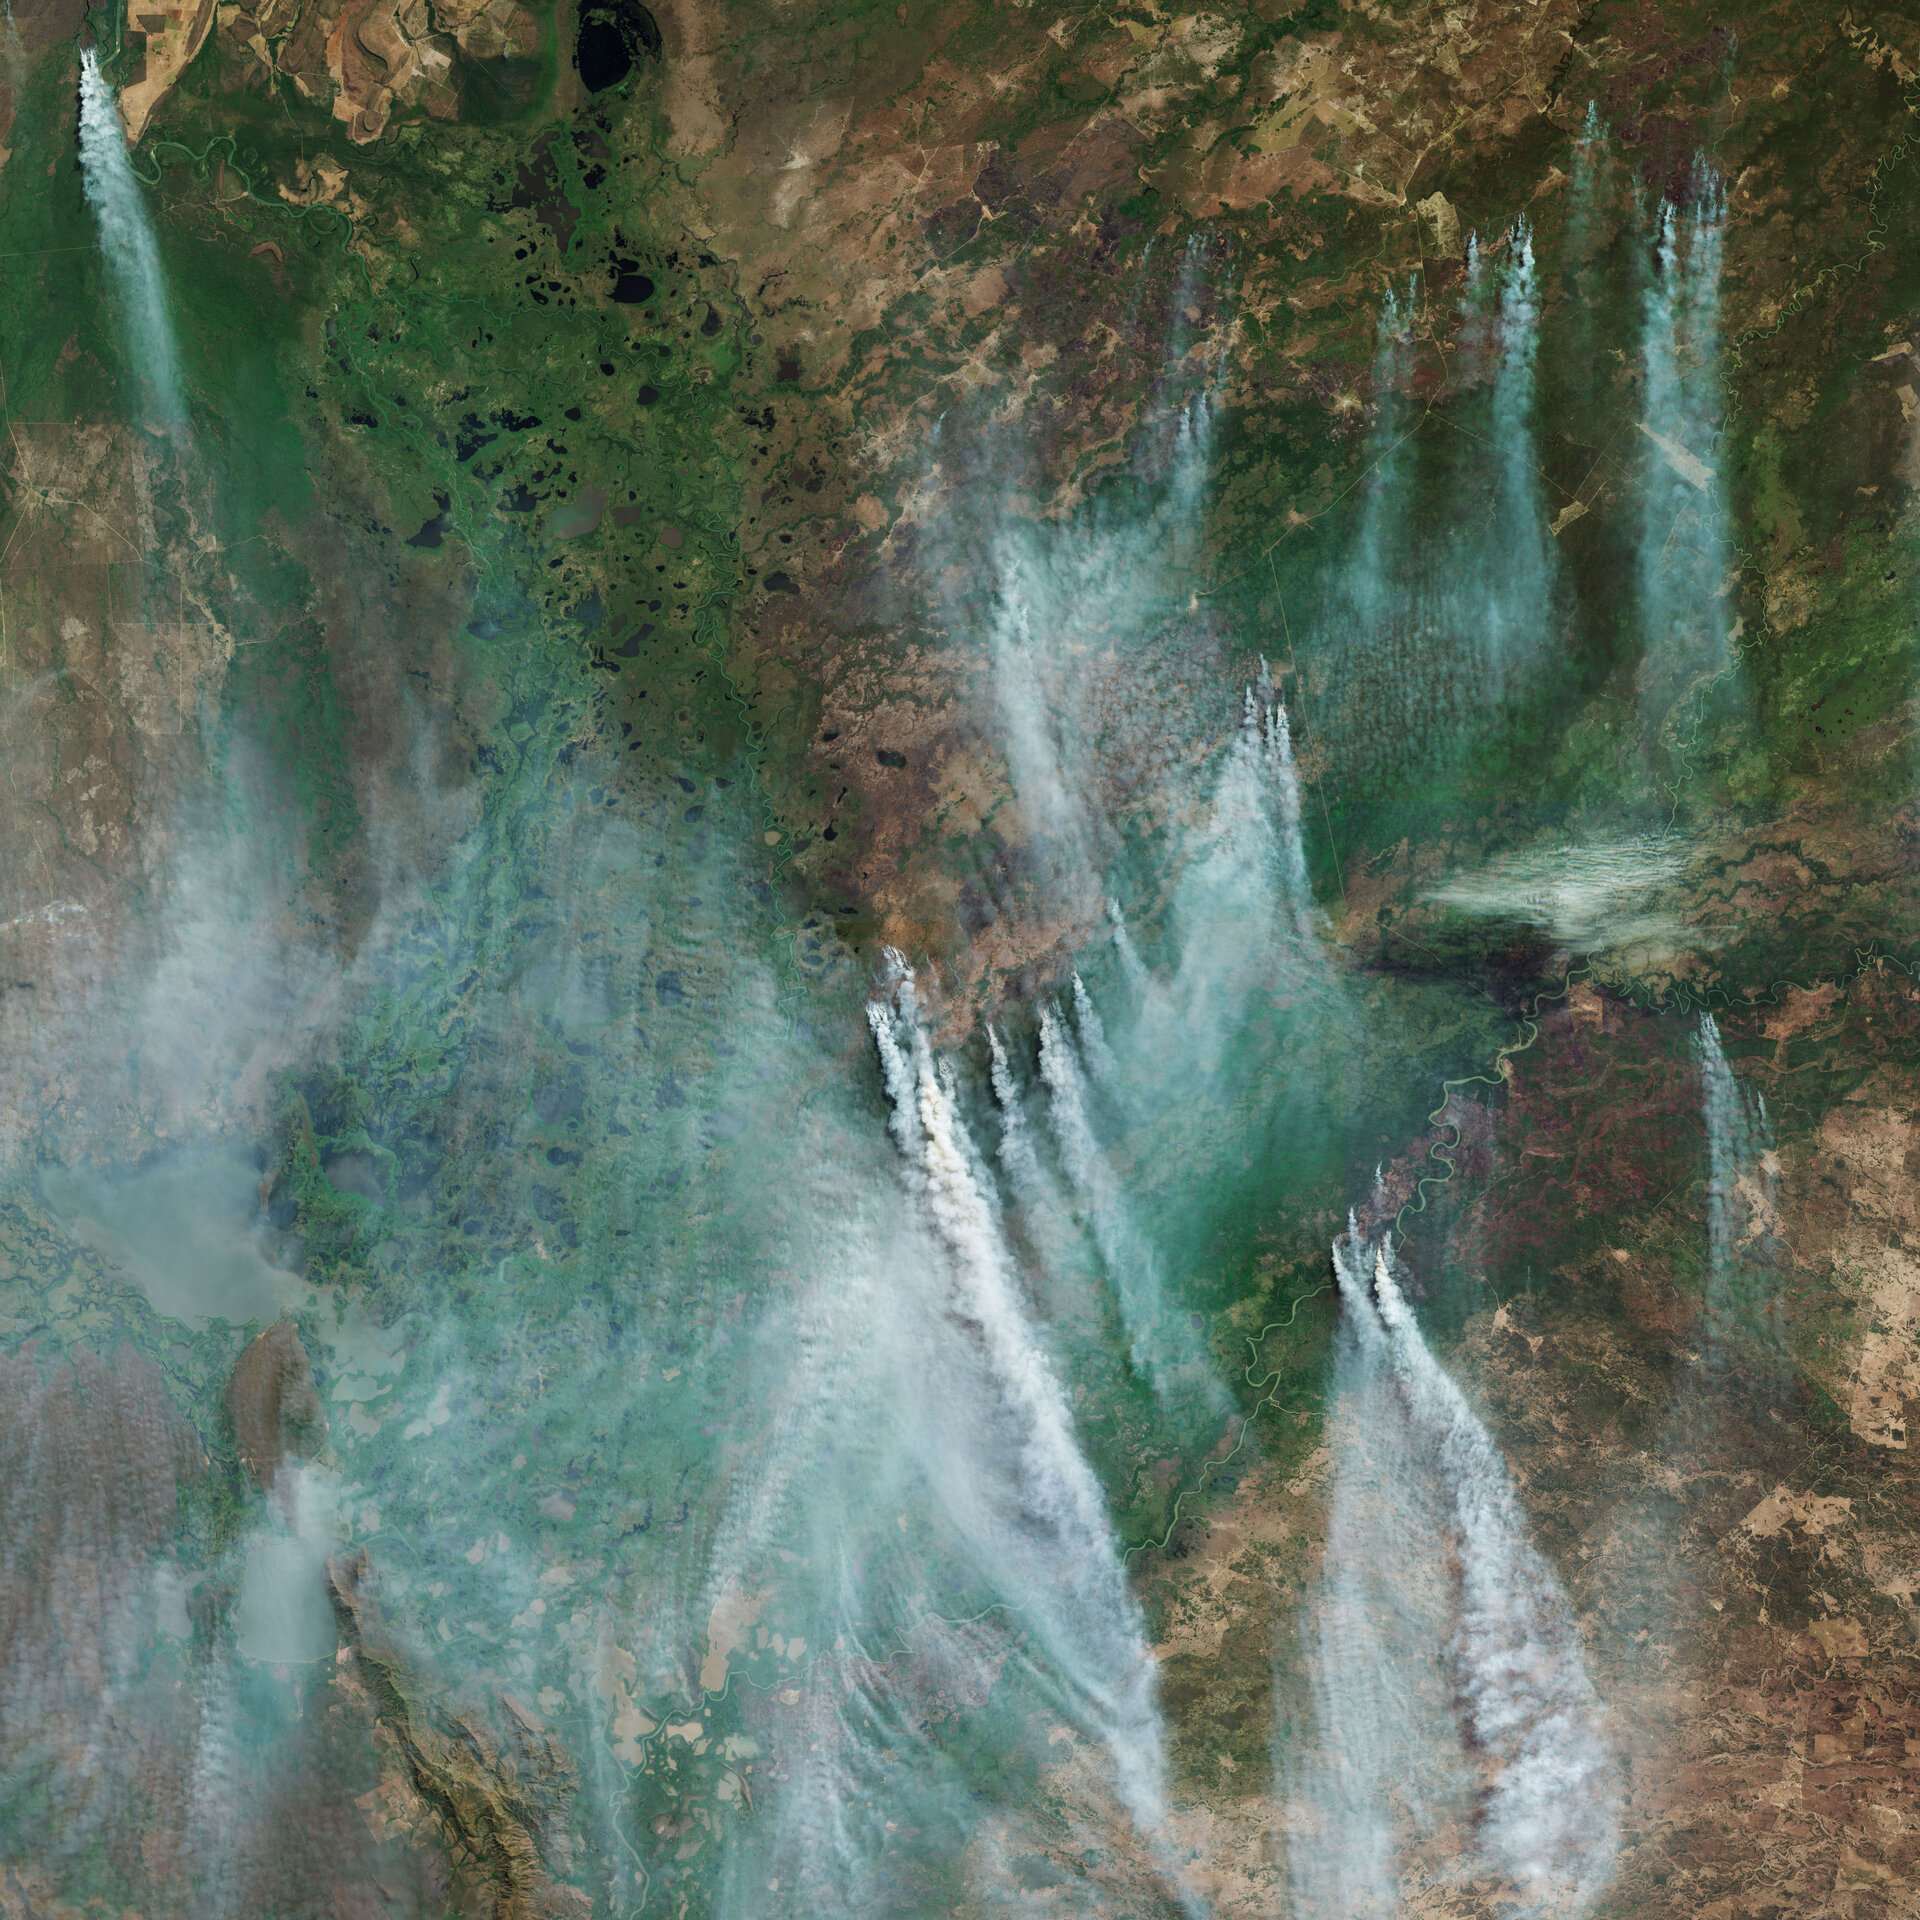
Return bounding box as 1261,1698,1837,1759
1567,104,1608,250
1010,662,1325,1425
1036,999,1169,1386
1695,1012,1783,1370
1487,220,1553,691
1263,670,1318,941
986,1023,1051,1208
1347,279,1419,622
1108,898,1150,994
78,51,186,433
866,956,1172,1848
1638,175,1728,677
1069,969,1122,1091
1151,664,1320,1068
1318,222,1565,796
1289,1221,1619,1916
1285,1223,1463,1918
983,380,1220,906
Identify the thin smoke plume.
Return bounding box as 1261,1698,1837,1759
867,956,1172,1851
1638,175,1728,678
1289,1221,1619,1916
1696,1013,1783,1372
78,51,186,432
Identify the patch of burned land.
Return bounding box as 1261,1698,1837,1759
1450,1268,1920,1920
1386,977,1920,1913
